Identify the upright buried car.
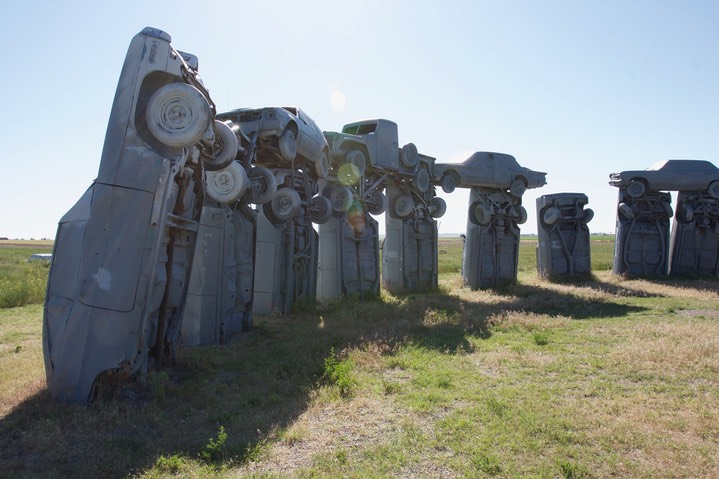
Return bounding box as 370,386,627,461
43,28,219,403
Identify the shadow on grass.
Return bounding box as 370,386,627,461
0,282,645,478
638,274,719,293
541,273,667,298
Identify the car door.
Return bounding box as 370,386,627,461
294,109,323,160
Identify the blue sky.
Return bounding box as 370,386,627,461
2,0,718,238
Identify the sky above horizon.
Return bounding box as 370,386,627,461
1,0,718,238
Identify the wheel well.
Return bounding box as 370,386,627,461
286,120,298,136
341,142,370,167
514,175,528,186
445,169,459,180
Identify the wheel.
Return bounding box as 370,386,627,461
314,151,329,180
429,197,447,218
469,201,492,226
204,120,239,171
271,188,302,221
662,200,673,218
440,172,457,194
400,143,419,167
514,205,528,225
707,180,719,199
324,185,353,212
367,191,387,215
345,150,367,177
278,128,297,162
542,206,560,225
205,162,249,204
310,195,333,224
146,82,211,147
262,201,282,225
618,202,634,220
249,166,277,204
677,202,694,223
509,179,526,198
626,179,646,198
391,194,414,218
582,208,594,224
413,168,431,193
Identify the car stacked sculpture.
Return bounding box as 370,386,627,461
45,27,719,404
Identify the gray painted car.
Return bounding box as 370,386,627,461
43,27,217,403
218,107,330,181
324,119,444,219
609,159,719,198
433,151,547,197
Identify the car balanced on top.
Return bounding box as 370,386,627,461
323,118,446,221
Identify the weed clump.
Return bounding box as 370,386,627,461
323,347,356,398
201,425,228,463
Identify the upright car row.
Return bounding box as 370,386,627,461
43,27,719,403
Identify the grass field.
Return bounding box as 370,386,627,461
2,238,719,478
0,241,53,309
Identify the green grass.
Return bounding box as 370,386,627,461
0,241,52,308
2,238,719,478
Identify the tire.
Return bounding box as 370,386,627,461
618,202,634,220
314,151,330,180
400,143,419,167
440,172,457,194
241,309,253,332
310,195,333,224
515,205,528,225
204,120,239,171
249,166,277,204
509,179,526,198
324,185,353,212
677,202,694,223
707,180,719,199
626,179,646,198
662,200,673,218
367,191,387,216
392,194,414,218
542,207,560,225
430,197,447,218
414,168,431,193
262,201,282,225
205,162,249,204
582,208,594,224
146,83,211,147
469,201,492,226
345,150,367,177
271,188,302,221
278,128,297,162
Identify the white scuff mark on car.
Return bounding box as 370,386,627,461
92,268,112,291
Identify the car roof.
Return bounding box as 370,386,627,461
648,159,719,172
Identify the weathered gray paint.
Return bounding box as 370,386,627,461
317,212,380,302
612,188,672,275
462,188,521,289
43,28,212,403
669,191,719,276
382,183,438,293
536,193,593,278
253,205,318,315
182,203,256,346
